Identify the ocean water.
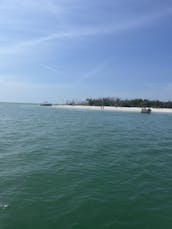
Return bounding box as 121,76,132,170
0,103,172,229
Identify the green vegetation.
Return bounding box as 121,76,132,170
66,97,172,108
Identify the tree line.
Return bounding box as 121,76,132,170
66,97,172,108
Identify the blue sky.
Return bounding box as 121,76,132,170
0,0,172,103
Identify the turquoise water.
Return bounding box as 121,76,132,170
0,103,172,229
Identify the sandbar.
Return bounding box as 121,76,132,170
52,105,172,113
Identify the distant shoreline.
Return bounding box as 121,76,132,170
52,105,172,113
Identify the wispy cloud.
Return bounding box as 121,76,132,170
41,64,62,74
0,4,172,55
77,59,110,84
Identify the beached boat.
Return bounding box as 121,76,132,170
141,108,151,114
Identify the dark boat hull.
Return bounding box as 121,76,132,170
141,108,151,114
40,103,52,106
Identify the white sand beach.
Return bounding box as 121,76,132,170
52,105,172,113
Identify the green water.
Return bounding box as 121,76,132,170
0,103,172,229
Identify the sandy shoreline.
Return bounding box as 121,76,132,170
52,105,172,113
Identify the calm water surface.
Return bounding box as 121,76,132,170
0,103,172,228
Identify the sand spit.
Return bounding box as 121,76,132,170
52,105,172,113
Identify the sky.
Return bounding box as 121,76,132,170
0,0,172,103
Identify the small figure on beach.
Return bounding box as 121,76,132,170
101,105,104,110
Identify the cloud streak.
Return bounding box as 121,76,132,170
76,59,110,85
41,64,62,74
0,6,172,55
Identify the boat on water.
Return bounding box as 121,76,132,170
141,108,151,114
40,102,52,106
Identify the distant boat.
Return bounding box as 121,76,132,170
141,108,151,114
40,102,52,106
